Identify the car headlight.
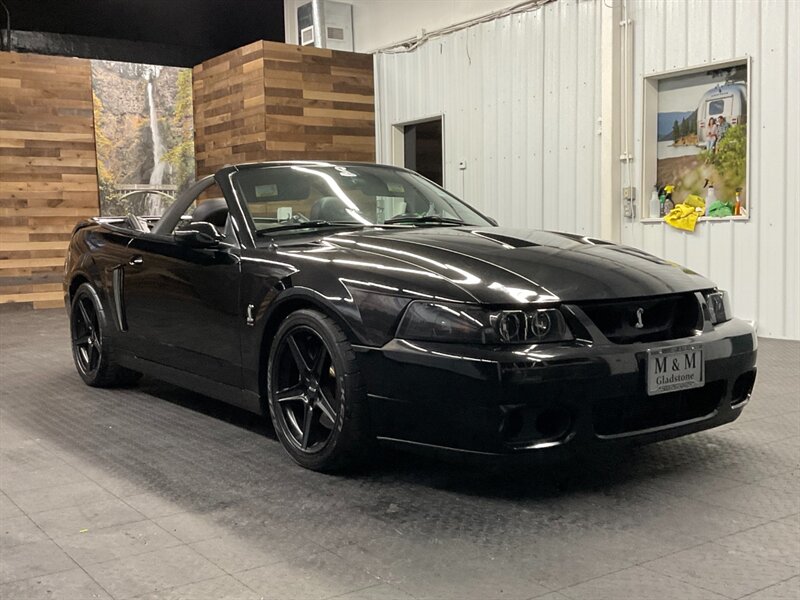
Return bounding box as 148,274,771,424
704,290,732,324
395,301,573,344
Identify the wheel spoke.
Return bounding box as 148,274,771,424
287,334,311,374
275,385,306,404
310,345,328,379
89,346,100,370
300,404,313,449
284,408,304,438
315,388,337,426
78,299,92,326
74,335,90,346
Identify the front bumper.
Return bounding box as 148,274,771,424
354,318,757,458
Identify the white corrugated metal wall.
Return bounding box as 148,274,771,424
621,0,799,340
374,0,799,339
374,0,602,236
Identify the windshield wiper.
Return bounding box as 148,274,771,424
255,221,365,236
383,215,466,226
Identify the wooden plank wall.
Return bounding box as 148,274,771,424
192,41,267,175
0,52,99,310
0,42,373,309
194,41,375,176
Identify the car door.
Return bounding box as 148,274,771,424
121,192,243,388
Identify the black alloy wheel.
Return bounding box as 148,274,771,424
69,282,140,387
72,294,102,375
267,309,371,471
273,325,339,452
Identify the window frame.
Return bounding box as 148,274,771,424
640,56,751,224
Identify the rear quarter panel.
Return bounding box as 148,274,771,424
64,223,134,328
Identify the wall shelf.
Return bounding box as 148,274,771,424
639,216,750,224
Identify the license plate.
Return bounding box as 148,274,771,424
647,345,704,396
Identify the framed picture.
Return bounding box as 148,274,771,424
91,60,195,217
642,57,750,221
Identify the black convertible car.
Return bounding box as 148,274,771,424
64,162,757,471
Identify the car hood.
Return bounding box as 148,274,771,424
271,226,715,305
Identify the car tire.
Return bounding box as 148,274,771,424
70,282,140,388
267,309,372,472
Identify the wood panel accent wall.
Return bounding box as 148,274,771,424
193,41,375,176
0,52,99,310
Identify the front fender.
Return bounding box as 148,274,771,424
239,285,357,399
239,277,413,398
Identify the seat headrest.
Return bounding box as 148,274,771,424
192,198,228,227
311,196,352,222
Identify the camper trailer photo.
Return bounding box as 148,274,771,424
697,82,748,144
656,62,749,214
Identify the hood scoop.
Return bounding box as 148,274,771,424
469,230,541,249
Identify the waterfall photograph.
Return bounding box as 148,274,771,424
90,60,195,216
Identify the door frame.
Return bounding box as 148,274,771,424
390,114,446,188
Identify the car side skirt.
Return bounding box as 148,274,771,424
117,350,262,414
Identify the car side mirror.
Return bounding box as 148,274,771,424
174,221,224,248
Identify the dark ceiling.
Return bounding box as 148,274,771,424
1,0,286,66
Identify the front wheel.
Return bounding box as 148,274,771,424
267,309,371,472
70,283,140,387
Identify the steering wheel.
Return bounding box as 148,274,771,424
385,209,435,223
388,212,420,220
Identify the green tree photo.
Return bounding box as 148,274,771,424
163,69,195,195
711,124,747,191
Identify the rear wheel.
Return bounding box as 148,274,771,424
70,283,140,387
267,309,371,472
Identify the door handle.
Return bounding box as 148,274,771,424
128,255,143,266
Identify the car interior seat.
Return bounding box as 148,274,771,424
192,198,229,229
310,196,352,222
125,214,150,233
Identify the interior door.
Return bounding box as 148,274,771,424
122,233,242,388
403,118,443,186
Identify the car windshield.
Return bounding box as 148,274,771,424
230,164,491,233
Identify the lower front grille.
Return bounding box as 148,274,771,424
731,369,756,407
592,381,725,437
578,293,702,344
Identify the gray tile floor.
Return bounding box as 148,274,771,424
1,309,798,600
